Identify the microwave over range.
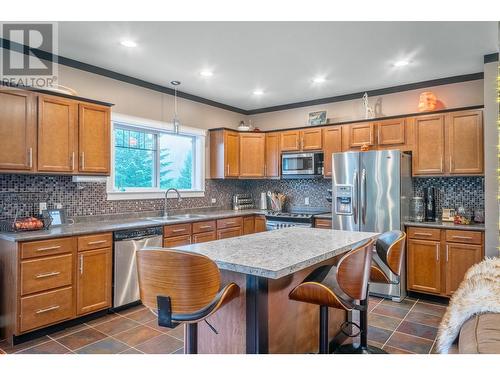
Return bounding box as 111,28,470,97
281,152,324,178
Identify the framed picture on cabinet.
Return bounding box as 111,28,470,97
308,110,327,125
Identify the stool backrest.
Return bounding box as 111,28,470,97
336,239,374,300
136,248,221,314
376,231,406,276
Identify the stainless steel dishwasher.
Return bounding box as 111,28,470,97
113,226,163,309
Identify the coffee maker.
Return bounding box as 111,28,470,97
424,187,436,222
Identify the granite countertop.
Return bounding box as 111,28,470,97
175,227,378,279
0,209,268,242
404,221,485,231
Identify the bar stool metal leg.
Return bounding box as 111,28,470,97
319,306,329,354
186,323,198,354
359,298,368,350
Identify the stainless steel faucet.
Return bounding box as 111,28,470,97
164,188,182,217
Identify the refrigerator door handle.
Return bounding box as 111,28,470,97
353,170,358,224
361,168,367,225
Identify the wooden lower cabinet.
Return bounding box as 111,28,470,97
407,227,484,297
243,216,255,235
217,227,243,240
192,232,217,244
315,218,332,229
255,215,267,233
76,247,112,315
164,235,192,247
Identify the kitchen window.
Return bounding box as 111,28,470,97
107,114,206,200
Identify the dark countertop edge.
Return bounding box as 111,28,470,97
0,210,267,242
404,221,485,232
209,105,484,133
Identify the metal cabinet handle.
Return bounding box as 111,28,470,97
225,221,235,225
440,157,443,172
227,164,230,175
88,240,107,245
71,152,75,170
452,235,472,241
199,225,213,229
36,305,60,314
449,155,452,172
446,245,449,262
36,245,61,252
264,164,267,176
414,232,432,237
81,152,85,169
295,138,299,149
361,169,367,225
79,254,83,275
436,244,440,262
172,228,186,233
353,170,358,224
35,271,61,279
28,148,33,168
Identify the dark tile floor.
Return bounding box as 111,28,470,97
0,296,446,354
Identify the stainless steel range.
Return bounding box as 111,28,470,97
265,209,329,230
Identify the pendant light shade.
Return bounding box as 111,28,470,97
171,80,181,134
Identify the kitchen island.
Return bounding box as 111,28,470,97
175,227,378,354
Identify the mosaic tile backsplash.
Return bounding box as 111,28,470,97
0,174,484,221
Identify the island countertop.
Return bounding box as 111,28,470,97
176,227,378,279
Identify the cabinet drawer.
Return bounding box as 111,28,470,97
21,237,75,260
445,230,482,245
20,286,74,333
192,220,216,234
315,218,332,229
163,235,192,248
407,227,441,241
20,254,73,296
192,232,217,244
217,227,242,240
77,233,112,251
217,217,243,229
164,223,192,238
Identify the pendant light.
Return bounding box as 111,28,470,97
171,80,181,134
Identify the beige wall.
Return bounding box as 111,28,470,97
248,80,484,130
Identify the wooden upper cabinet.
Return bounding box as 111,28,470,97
78,103,110,174
239,133,265,177
76,247,112,316
301,128,322,150
407,238,441,294
413,114,445,176
444,242,482,296
0,89,36,171
446,110,483,175
377,118,405,146
280,130,301,151
322,126,342,177
265,133,280,177
37,95,78,173
348,122,375,148
209,129,239,178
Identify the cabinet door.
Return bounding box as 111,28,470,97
163,235,192,247
254,216,267,233
192,232,216,244
224,131,240,177
446,110,483,175
239,133,265,177
413,114,445,175
315,218,332,229
37,95,77,173
445,242,482,296
0,89,36,171
301,129,322,150
280,131,301,151
265,133,280,177
322,126,342,177
217,227,242,240
407,239,441,294
377,118,405,146
77,247,112,315
79,103,110,174
243,216,255,235
348,123,375,148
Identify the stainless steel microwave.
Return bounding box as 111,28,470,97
281,152,324,178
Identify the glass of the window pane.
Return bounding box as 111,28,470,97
159,133,194,190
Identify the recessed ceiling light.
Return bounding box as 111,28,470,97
253,89,264,96
312,77,326,83
120,40,137,48
394,60,410,67
200,70,213,77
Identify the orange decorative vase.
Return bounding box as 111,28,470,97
418,92,437,112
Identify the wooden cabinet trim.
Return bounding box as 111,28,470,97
164,223,192,238
77,233,112,252
21,237,75,260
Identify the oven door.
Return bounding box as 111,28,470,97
282,153,315,175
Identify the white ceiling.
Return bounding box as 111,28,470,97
56,21,498,111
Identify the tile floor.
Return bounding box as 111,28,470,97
0,296,446,354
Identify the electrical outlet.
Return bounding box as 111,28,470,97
211,198,216,204
39,202,47,214
56,203,63,209
305,197,310,205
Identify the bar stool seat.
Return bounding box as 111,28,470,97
136,248,240,354
370,230,406,285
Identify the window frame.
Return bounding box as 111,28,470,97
107,113,206,201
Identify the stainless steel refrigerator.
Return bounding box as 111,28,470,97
331,150,412,301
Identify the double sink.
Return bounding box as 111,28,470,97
146,213,209,223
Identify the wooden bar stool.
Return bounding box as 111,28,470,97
370,230,406,285
288,239,375,354
136,248,240,354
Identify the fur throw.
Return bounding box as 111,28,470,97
436,257,500,353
